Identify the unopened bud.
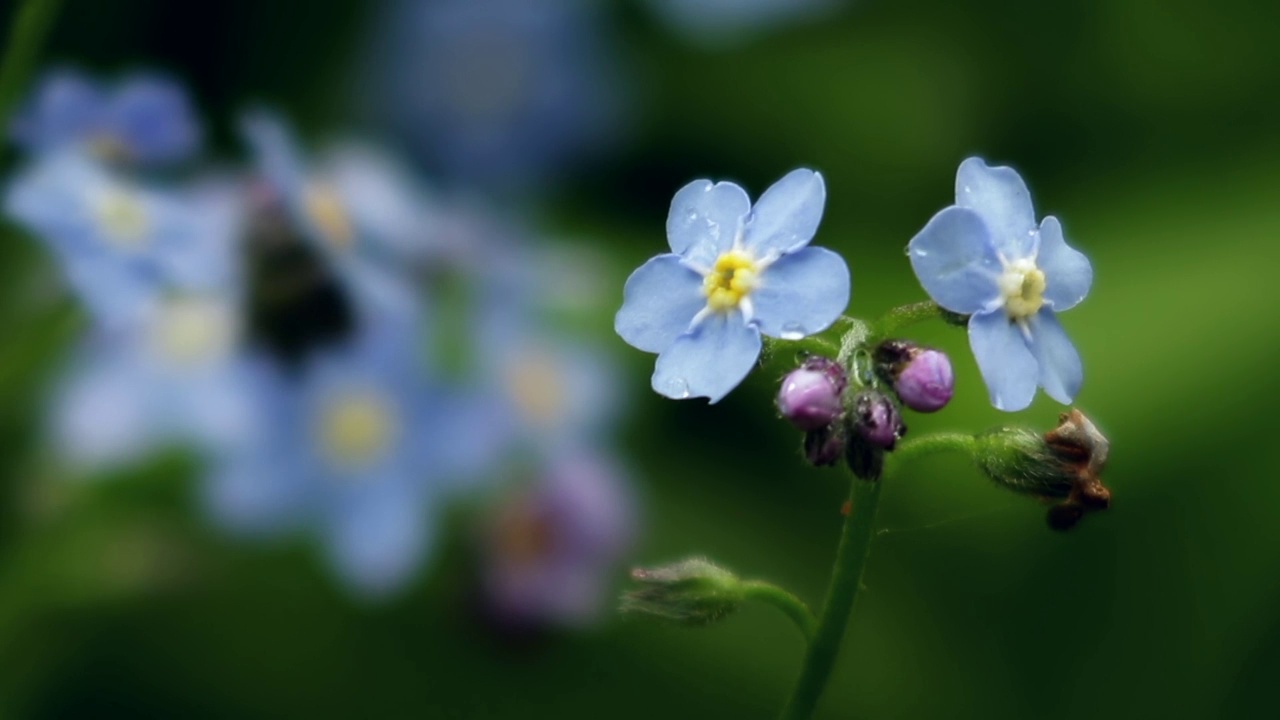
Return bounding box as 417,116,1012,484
874,340,954,413
974,409,1112,531
852,389,905,450
803,425,845,467
777,357,847,431
621,558,744,627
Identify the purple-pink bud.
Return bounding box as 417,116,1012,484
895,349,954,413
853,390,905,450
777,357,846,432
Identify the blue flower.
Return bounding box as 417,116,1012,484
8,67,200,166
615,169,850,403
239,111,427,324
907,157,1093,412
4,151,241,328
51,294,260,469
357,0,623,191
202,319,474,597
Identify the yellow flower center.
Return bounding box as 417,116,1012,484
702,251,760,312
317,390,397,469
998,259,1047,319
304,183,354,250
148,296,238,366
93,187,150,248
506,351,566,429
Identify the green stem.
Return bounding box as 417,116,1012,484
777,431,978,720
741,580,818,641
872,300,942,340
0,0,64,159
778,476,882,720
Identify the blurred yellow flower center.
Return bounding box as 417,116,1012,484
93,187,149,248
304,184,354,250
318,391,397,468
507,350,565,428
703,251,760,312
998,259,1046,319
149,297,238,366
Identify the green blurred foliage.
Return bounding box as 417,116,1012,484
1,0,1279,717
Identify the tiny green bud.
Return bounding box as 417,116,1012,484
620,558,744,627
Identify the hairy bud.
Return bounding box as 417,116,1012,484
620,558,744,627
777,356,847,431
874,340,954,413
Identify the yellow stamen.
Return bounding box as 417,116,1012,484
94,187,150,248
304,184,354,250
318,391,397,469
702,251,760,312
999,259,1047,319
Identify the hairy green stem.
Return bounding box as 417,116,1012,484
777,431,978,720
872,300,942,340
741,580,818,642
0,0,64,154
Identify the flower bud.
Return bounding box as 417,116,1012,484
874,340,954,413
852,389,905,450
974,409,1111,531
777,357,846,431
803,425,845,467
620,558,744,627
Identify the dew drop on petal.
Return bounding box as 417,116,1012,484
660,376,691,400
779,322,806,340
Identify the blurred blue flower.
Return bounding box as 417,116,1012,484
481,450,636,628
358,0,623,191
645,0,841,45
51,293,259,469
9,67,201,166
202,318,474,597
240,111,428,323
616,169,850,403
4,151,240,328
908,157,1093,412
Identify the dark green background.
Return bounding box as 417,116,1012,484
1,0,1278,717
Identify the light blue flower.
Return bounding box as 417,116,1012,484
357,0,622,191
51,293,261,469
8,67,200,165
239,111,427,324
202,319,475,597
4,150,240,328
907,157,1093,412
615,168,850,403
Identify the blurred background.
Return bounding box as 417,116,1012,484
1,0,1278,717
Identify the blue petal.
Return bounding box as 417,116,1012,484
615,254,706,353
8,69,103,153
907,206,1002,314
651,312,761,403
742,168,825,257
666,179,749,269
956,157,1038,260
751,246,849,339
1026,309,1083,404
1036,216,1092,312
325,478,434,597
108,74,201,164
968,311,1038,412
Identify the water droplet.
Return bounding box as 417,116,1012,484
779,322,806,340
686,210,699,222
962,185,972,194
661,377,691,399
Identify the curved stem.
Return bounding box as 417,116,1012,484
778,476,882,720
872,300,942,340
777,431,978,720
741,580,818,642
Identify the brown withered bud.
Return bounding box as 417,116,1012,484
973,408,1112,531
1041,409,1111,530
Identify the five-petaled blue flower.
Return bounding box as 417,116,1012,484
615,169,850,403
908,157,1093,412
